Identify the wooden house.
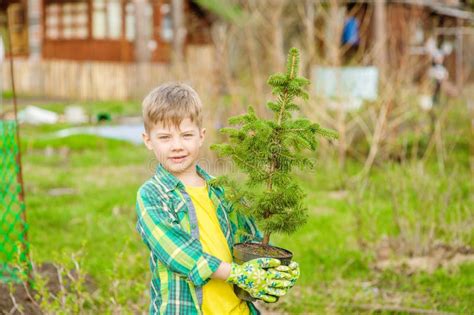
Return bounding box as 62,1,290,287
330,0,474,87
0,0,472,101
0,0,214,62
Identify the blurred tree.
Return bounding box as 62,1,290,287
466,0,474,10
194,0,242,23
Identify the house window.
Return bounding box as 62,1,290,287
125,2,135,40
160,3,172,42
44,0,136,41
45,4,59,39
93,0,122,39
45,2,88,40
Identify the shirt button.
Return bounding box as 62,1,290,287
191,224,196,229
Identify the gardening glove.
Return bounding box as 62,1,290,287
226,257,293,303
269,261,300,291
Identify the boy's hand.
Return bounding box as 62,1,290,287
226,258,292,303
272,261,300,288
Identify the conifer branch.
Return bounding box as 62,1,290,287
212,48,337,247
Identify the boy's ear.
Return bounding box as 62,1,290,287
142,132,153,150
199,128,206,146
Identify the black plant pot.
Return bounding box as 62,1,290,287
232,242,293,302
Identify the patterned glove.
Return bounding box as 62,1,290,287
226,258,292,303
268,261,300,294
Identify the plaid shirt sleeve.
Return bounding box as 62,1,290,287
242,214,264,243
136,185,222,287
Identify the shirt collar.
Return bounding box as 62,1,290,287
155,163,214,193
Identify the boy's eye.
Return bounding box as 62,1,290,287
184,134,193,138
158,136,170,140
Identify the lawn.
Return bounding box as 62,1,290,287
2,98,473,314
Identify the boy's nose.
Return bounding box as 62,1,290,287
170,137,184,150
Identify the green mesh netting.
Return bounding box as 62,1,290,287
1,120,30,283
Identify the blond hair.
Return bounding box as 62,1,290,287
142,82,203,133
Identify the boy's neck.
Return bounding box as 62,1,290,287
171,164,205,187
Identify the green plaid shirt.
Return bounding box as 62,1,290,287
136,164,263,314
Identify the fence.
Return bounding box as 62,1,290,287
0,120,29,283
1,45,216,101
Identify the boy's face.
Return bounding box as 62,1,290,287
142,118,206,176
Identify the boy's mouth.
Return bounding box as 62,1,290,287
169,155,188,163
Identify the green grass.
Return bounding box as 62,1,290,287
20,133,152,309
3,99,472,313
269,161,474,313
37,100,140,118
2,90,14,100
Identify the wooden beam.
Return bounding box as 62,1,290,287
87,0,91,40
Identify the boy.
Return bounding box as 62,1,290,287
136,83,300,314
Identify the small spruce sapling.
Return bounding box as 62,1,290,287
211,47,337,247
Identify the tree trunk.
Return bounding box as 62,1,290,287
374,0,388,83
262,233,271,246
327,0,346,168
134,0,152,98
134,0,151,63
303,0,315,76
269,0,285,72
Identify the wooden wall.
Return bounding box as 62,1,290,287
42,39,135,62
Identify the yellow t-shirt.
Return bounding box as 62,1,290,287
185,183,250,315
